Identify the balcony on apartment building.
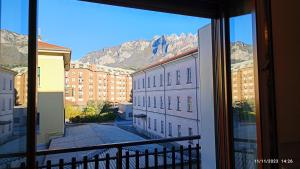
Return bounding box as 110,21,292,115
0,136,201,169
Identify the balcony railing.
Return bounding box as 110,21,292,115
0,135,201,169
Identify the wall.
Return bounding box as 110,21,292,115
198,24,217,169
37,92,64,145
37,54,65,145
271,0,300,167
0,69,15,144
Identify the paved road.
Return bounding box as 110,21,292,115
45,123,164,165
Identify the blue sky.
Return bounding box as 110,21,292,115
1,0,253,60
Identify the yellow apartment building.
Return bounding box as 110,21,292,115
37,41,71,146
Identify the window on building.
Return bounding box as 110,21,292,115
177,96,181,111
2,99,5,111
134,80,136,89
176,70,180,85
188,128,193,144
187,96,192,112
148,77,150,88
167,72,171,86
160,96,164,109
161,120,164,134
187,68,192,84
138,96,140,106
168,96,171,110
8,123,11,131
134,117,136,123
154,119,157,131
153,76,156,87
134,96,136,106
148,96,151,107
142,78,145,88
38,67,41,87
9,80,12,90
148,117,151,129
9,98,12,110
177,125,182,137
168,122,172,136
160,74,163,86
143,96,145,107
154,96,156,108
138,79,140,89
3,78,6,90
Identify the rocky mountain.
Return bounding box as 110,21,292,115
0,30,253,70
0,30,28,65
230,41,253,64
79,33,198,70
80,34,253,70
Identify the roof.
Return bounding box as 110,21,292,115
38,41,72,71
0,66,18,75
38,41,70,51
133,48,198,74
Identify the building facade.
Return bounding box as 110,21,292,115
132,49,200,146
13,67,28,106
65,62,133,106
0,66,16,144
36,41,71,146
231,60,255,103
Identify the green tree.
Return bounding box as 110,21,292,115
100,101,113,113
65,104,82,119
232,100,255,122
83,100,98,115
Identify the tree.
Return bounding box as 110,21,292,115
129,89,133,103
14,88,20,106
232,99,255,122
100,101,113,113
83,100,98,115
65,104,81,119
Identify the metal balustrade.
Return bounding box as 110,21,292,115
0,135,201,169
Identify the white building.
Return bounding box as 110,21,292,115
132,25,217,169
132,49,200,147
0,66,16,144
118,103,133,120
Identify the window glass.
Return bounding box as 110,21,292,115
230,13,258,169
0,0,29,164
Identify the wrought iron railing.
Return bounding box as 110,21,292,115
0,135,201,169
233,138,257,169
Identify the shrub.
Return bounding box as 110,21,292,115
65,104,82,119
69,112,116,123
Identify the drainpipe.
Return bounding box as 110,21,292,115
161,64,167,138
143,70,147,134
193,53,200,145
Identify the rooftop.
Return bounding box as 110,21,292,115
38,41,71,52
133,48,198,74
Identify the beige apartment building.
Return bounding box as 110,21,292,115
65,62,133,106
13,67,28,106
231,60,255,102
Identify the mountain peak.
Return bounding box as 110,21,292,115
79,33,198,69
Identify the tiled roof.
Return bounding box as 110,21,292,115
134,48,198,74
38,41,70,51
